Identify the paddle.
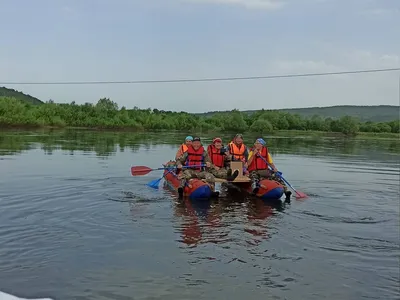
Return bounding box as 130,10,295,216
274,171,308,199
146,167,175,189
131,164,206,176
255,153,308,199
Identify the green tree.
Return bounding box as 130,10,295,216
337,116,359,136
0,96,398,138
250,119,274,134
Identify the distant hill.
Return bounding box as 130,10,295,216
199,105,400,122
0,87,43,105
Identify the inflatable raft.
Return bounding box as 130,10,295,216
215,161,285,200
216,177,284,200
163,169,213,199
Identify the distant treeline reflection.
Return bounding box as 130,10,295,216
0,129,398,160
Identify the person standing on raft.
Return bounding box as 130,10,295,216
176,137,216,197
207,137,239,181
247,138,292,200
175,136,193,160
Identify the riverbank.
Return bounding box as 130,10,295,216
271,130,400,140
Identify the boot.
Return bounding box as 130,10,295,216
211,191,220,198
284,190,292,203
227,169,232,177
178,179,185,198
210,182,219,197
178,187,184,198
227,170,239,181
251,181,259,195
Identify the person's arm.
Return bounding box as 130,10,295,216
247,150,254,166
228,143,235,161
243,147,249,162
267,153,278,172
224,149,231,162
176,152,188,168
203,150,212,168
175,147,183,160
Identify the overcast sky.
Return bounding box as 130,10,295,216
0,0,399,112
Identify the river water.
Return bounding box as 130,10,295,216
0,129,399,300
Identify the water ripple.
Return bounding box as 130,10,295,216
0,132,399,300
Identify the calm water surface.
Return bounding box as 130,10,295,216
0,129,399,300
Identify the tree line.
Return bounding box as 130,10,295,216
0,96,399,136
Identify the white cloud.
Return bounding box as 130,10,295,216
182,0,286,10
266,50,399,79
268,60,350,82
1,0,399,111
270,60,343,73
228,49,400,110
342,50,400,69
359,7,400,17
61,5,79,18
380,54,400,66
61,6,73,13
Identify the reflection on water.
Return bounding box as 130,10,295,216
171,188,285,248
0,128,399,300
0,128,399,161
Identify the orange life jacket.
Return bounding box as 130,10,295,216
175,143,189,159
229,142,246,161
247,146,270,172
186,145,205,171
180,144,188,153
207,145,225,168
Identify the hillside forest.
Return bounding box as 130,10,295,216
1,95,398,136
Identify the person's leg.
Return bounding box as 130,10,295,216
270,173,292,200
209,168,233,179
209,168,225,179
198,171,217,194
249,171,261,194
257,169,271,179
178,169,195,197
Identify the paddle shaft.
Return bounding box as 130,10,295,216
255,153,304,197
132,164,206,176
147,167,175,188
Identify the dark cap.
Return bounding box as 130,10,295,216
193,137,201,142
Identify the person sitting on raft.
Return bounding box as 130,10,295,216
176,137,216,197
229,133,250,175
247,138,292,200
228,133,249,167
207,137,239,181
175,135,193,160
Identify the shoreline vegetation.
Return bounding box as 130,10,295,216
1,96,399,140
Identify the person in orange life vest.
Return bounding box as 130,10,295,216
228,133,250,174
175,136,193,160
228,133,249,163
176,137,215,196
207,137,239,181
247,138,291,200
